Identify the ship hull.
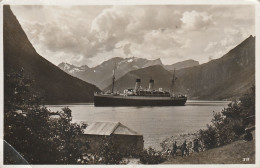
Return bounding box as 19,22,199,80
94,95,187,107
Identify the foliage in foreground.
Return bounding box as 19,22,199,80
4,70,85,164
4,70,126,164
199,86,255,149
139,147,166,164
77,137,124,164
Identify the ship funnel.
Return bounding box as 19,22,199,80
149,79,154,91
135,79,141,91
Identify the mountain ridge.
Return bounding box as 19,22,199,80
174,35,255,100
106,35,255,100
164,59,199,71
58,57,199,89
4,6,100,104
105,65,173,92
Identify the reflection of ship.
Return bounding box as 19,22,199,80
94,64,187,107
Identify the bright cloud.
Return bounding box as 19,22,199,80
181,11,213,30
11,5,255,67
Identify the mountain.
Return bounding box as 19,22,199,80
4,6,100,104
58,62,90,74
143,58,163,68
105,65,173,92
108,35,255,100
173,35,255,100
58,57,164,89
58,57,199,90
164,59,199,71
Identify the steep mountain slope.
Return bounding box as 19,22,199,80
174,35,255,100
164,59,199,71
4,6,100,104
108,36,255,100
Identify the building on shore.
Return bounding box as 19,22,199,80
76,121,144,156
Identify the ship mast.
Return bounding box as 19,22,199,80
111,62,116,94
171,68,177,95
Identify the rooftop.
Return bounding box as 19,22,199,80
79,121,141,136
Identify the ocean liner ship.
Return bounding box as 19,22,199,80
94,65,187,107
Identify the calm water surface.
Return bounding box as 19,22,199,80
47,100,230,150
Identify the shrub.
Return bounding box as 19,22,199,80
94,137,124,164
139,147,166,164
199,85,255,149
4,106,85,164
199,125,218,149
4,70,84,164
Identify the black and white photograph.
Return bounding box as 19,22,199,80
1,0,259,167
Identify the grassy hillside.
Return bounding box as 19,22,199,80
164,131,255,164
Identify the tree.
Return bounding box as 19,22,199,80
94,136,123,164
4,69,43,112
199,125,218,149
199,85,255,149
221,85,255,127
4,70,84,164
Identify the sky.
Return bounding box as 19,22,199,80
11,5,255,67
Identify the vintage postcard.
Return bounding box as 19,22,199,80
0,0,259,167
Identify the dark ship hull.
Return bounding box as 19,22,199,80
94,94,187,107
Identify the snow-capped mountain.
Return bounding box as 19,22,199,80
58,62,90,74
58,57,200,90
58,57,165,89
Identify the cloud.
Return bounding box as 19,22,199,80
204,41,218,52
203,26,250,61
123,43,132,56
180,10,213,30
11,5,255,67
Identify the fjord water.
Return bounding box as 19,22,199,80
47,100,229,150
